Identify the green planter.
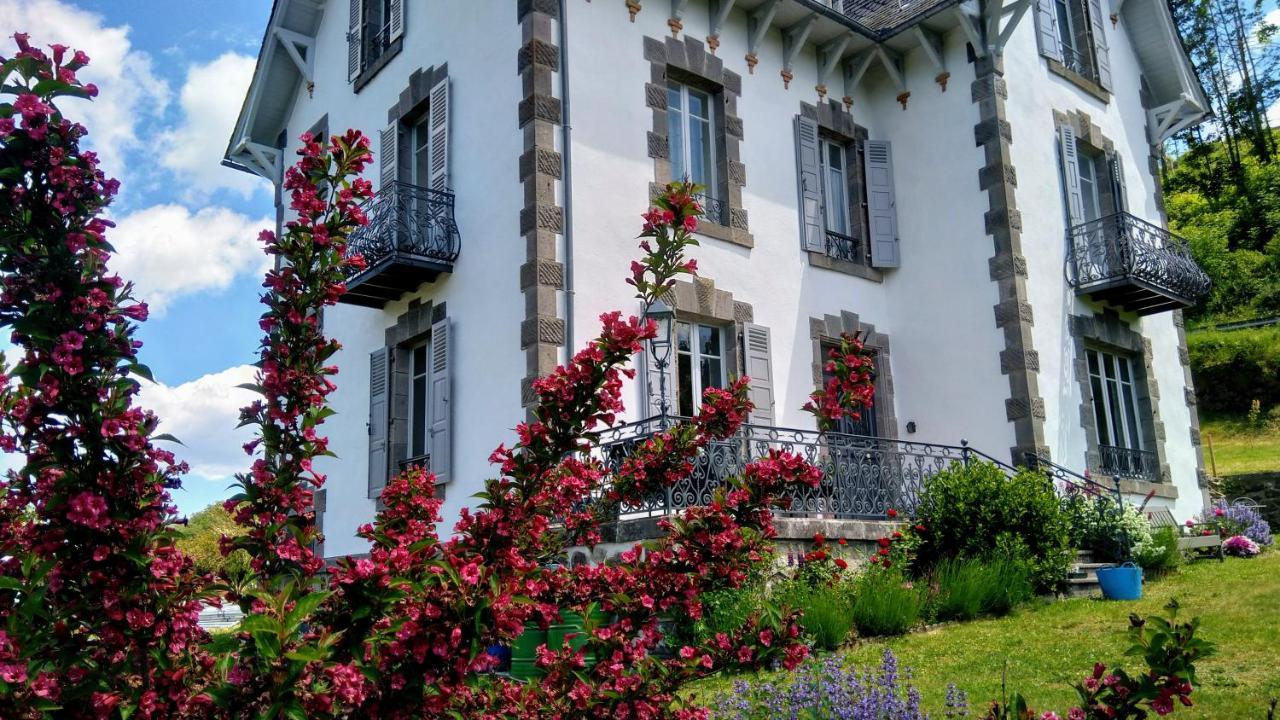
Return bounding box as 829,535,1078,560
546,609,607,666
510,621,547,681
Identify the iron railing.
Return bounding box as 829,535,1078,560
344,181,460,278
352,22,394,73
693,192,729,226
1065,212,1211,302
591,419,993,521
1024,451,1121,503
397,453,430,472
1098,444,1159,481
1060,44,1097,81
824,230,861,263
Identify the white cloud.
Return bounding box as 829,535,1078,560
0,0,168,185
108,204,272,315
138,365,258,482
157,52,266,199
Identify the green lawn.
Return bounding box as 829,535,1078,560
1200,414,1280,477
689,553,1280,717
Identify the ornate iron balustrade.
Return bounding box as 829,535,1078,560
344,181,460,276
592,419,989,521
824,230,861,263
1024,451,1122,503
1065,212,1211,312
1098,444,1159,481
693,192,728,226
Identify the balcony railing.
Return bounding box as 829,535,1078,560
590,419,988,522
824,229,862,263
693,192,729,226
1098,444,1159,481
1065,212,1211,315
339,181,460,308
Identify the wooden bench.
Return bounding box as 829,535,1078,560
1145,507,1224,561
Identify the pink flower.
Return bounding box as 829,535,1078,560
66,491,109,529
459,562,481,585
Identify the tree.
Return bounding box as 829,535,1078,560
176,504,250,580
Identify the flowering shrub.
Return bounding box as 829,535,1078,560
1063,494,1153,565
709,649,956,719
804,333,876,432
1223,535,1261,557
0,36,212,718
1199,500,1272,547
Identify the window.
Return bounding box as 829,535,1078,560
821,139,852,237
1077,149,1102,223
1053,0,1080,70
348,0,403,85
1036,0,1111,90
410,114,431,188
822,341,878,436
667,81,721,220
1087,348,1150,476
408,340,429,461
676,321,726,417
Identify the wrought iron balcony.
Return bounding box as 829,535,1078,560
590,419,987,525
693,192,728,226
824,229,861,263
1098,444,1159,481
1065,212,1210,316
340,181,460,308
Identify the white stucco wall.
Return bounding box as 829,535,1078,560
279,1,525,556
1000,11,1206,517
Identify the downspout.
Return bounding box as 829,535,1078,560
558,0,576,360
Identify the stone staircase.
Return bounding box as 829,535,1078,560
1065,550,1109,598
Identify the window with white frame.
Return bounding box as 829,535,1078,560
821,138,852,237
667,81,719,209
1077,149,1103,223
676,321,726,417
1086,347,1143,453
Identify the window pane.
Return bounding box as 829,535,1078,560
687,87,709,120
413,344,428,377
1055,0,1074,53
1079,154,1101,222
677,322,692,353
1105,377,1126,447
1091,375,1111,446
678,353,693,417
411,375,427,457
1087,349,1100,376
699,325,721,357
668,88,686,181
701,357,724,391
689,117,712,186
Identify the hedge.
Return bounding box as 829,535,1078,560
1187,325,1280,414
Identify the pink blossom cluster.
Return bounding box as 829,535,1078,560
803,332,877,432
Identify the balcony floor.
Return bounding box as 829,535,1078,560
340,252,453,308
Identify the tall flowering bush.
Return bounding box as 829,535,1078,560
0,37,211,718
804,332,876,432
1198,500,1272,547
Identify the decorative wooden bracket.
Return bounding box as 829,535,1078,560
274,27,315,96
781,14,817,89
816,32,853,100
745,0,781,74
627,0,641,22
232,139,283,183
911,26,948,91
990,0,1033,53
955,4,986,58
874,45,908,107
842,50,875,107
669,0,690,37
706,0,737,54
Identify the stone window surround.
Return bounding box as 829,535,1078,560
384,64,449,182
376,299,448,499
1047,59,1111,104
1054,108,1122,220
1068,310,1176,498
808,311,897,440
799,99,884,284
654,277,755,401
643,35,753,248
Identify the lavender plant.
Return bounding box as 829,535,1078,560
1200,500,1273,546
710,649,968,719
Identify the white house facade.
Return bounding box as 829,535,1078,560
226,0,1213,559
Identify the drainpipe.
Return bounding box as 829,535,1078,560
558,0,576,360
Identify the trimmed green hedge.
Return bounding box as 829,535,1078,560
1187,326,1280,414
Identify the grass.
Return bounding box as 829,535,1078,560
689,552,1280,717
1200,413,1280,477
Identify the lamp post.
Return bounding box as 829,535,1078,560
644,299,675,424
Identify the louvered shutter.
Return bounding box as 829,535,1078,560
864,140,900,268
379,123,398,190
794,115,825,252
1034,0,1063,62
1058,125,1085,227
348,0,363,81
389,0,405,42
428,318,451,484
367,347,392,499
644,343,675,419
742,323,775,426
1109,153,1127,213
428,76,450,191
1087,0,1112,90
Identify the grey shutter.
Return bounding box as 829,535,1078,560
742,323,775,426
367,347,392,499
794,115,825,252
644,344,675,419
1110,153,1127,213
389,0,405,42
1034,0,1063,62
379,123,398,190
428,318,451,484
428,76,450,191
864,140,900,268
1058,125,1085,226
347,0,363,81
1087,0,1112,90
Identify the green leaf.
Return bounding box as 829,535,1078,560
153,433,185,446
285,590,332,630
284,645,328,663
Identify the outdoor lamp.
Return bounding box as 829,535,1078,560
644,299,675,364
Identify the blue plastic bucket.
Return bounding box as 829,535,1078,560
1096,563,1143,600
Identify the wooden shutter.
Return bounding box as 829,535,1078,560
379,123,398,190
428,318,451,484
428,76,450,191
367,347,392,499
1058,125,1085,227
1087,0,1112,90
644,343,675,419
742,323,775,426
864,140,900,268
794,115,825,252
1109,153,1127,213
389,0,405,42
348,0,363,81
1034,0,1062,62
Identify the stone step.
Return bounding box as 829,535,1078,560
1065,575,1101,598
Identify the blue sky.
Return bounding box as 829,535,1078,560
1,1,278,515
